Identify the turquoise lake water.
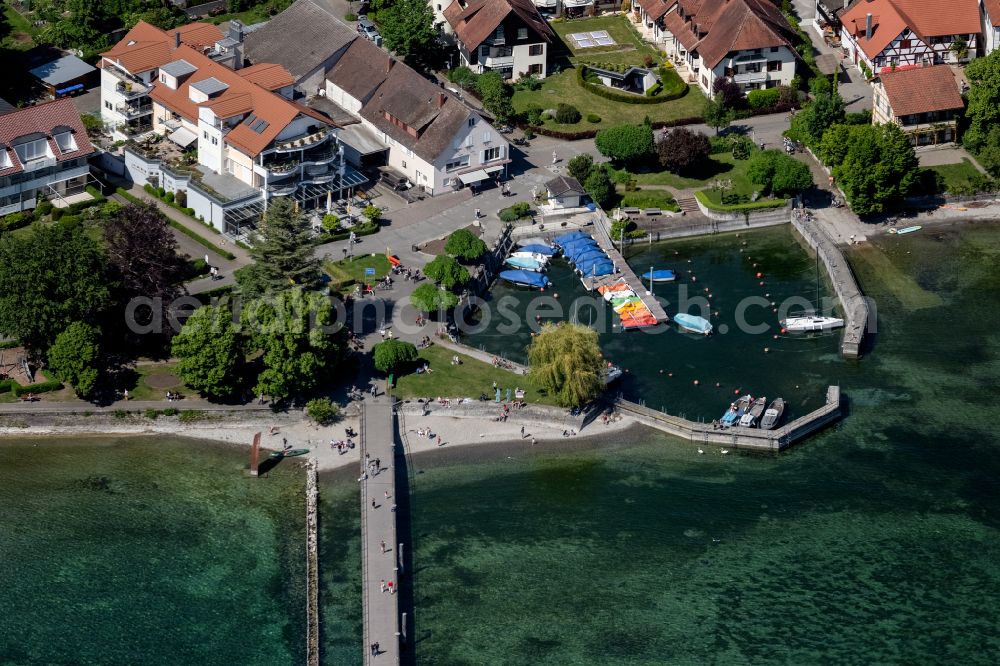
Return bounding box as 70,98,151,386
0,436,306,665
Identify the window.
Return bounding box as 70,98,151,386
890,57,898,67
529,64,543,75
518,28,528,40
105,101,112,110
483,131,492,143
402,160,407,168
446,156,470,171
16,138,49,162
54,131,77,153
211,136,218,146
899,39,911,49
203,130,208,139
468,117,475,128
770,46,779,52
767,60,782,72
160,74,166,84
480,45,489,57
529,44,543,56
483,146,502,162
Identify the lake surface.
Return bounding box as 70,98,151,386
406,222,1000,664
0,436,306,665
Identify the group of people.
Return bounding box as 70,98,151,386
165,391,182,401
415,428,443,446
414,363,433,375
392,265,420,282
330,438,355,454
491,356,514,370
416,336,433,349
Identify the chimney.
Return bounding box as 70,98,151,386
174,31,180,48
386,58,395,74
438,92,446,108
844,0,849,10
865,13,873,40
228,19,244,44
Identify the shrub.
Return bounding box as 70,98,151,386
344,12,357,20
554,103,581,124
36,201,54,217
162,407,179,416
322,213,340,231
175,190,187,207
372,339,418,373
363,204,381,223
516,75,542,91
524,105,544,125
305,398,341,425
595,123,655,163
645,83,662,97
747,88,781,110
586,113,601,123
145,409,160,419
576,66,688,105
12,379,63,397
156,187,166,198
643,54,654,68
568,154,594,182
448,66,479,90
694,190,788,212
164,192,175,204
50,207,64,221
0,210,34,231
499,208,521,222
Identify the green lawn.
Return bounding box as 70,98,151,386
514,15,706,131
129,362,187,401
3,5,38,49
392,345,558,406
923,159,984,193
324,254,391,288
619,189,680,211
550,15,654,60
623,152,757,195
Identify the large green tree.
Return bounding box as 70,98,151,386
584,165,615,210
444,228,487,262
703,98,733,135
802,93,846,145
834,123,919,214
424,254,470,290
527,322,604,407
567,154,594,183
0,223,111,356
47,321,101,398
372,339,418,373
657,127,711,174
249,289,344,400
410,283,458,313
476,71,516,124
236,197,323,298
171,304,242,400
747,150,814,197
964,49,1000,151
595,123,655,163
378,0,438,59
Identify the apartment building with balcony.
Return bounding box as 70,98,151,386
104,20,361,237
441,0,555,80
872,64,965,145
658,0,798,97
0,99,95,215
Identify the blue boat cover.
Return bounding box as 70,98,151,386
572,249,608,265
642,269,676,281
555,231,590,244
578,259,615,276
562,240,600,258
499,269,550,288
516,243,556,256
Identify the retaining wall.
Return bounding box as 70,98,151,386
694,195,793,224
616,386,841,451
790,213,870,358
305,459,319,666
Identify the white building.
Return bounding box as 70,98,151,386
983,0,1000,54
658,0,798,97
324,38,510,194
441,0,555,80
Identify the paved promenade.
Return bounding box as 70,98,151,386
359,396,400,664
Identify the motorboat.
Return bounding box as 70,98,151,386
510,251,551,264
781,315,844,332
505,256,546,272
603,364,623,385
499,269,550,289
674,313,713,335
739,397,767,427
642,269,677,283
721,395,753,426
572,249,609,266
516,243,556,256
760,398,785,430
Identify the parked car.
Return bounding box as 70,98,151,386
379,171,410,191
357,17,382,46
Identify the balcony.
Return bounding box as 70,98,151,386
107,67,151,98
732,70,767,84
265,159,299,176
483,55,514,68
115,103,153,119
268,182,298,196
301,146,338,166
302,164,336,184
273,128,331,153
733,53,768,64
21,156,57,173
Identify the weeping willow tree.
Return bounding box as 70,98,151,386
527,322,604,407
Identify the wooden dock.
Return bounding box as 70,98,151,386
360,398,401,665
585,211,669,322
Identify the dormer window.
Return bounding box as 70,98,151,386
14,138,51,163
54,131,77,154
493,26,505,44
0,149,11,169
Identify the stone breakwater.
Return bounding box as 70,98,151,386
305,458,319,666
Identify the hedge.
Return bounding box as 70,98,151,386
575,65,688,105
168,219,236,260
12,379,64,396
747,88,781,110
0,209,35,232
521,116,703,141
321,220,380,244
694,190,789,212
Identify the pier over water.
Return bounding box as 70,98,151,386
360,397,401,665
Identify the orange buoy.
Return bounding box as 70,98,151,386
668,372,673,378
781,328,787,334
733,389,740,395
693,380,700,386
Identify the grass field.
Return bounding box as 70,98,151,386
923,159,984,193
619,189,680,211
324,254,391,288
129,362,187,401
392,345,558,406
618,152,756,194
3,5,38,50
513,15,707,132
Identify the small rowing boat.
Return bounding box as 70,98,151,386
510,250,551,264
270,448,310,458
674,313,712,335
889,225,922,235
516,243,556,256
505,255,546,272
642,269,676,283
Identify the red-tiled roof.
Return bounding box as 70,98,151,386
636,0,676,22
101,21,223,74
879,64,964,116
106,21,338,157
447,0,554,50
841,0,980,60
239,63,295,91
0,98,94,177
985,0,1000,26
695,0,796,69
662,8,701,51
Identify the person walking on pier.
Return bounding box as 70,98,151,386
380,579,386,593
371,498,377,510
380,539,386,553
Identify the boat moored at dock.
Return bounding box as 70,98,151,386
739,397,767,427
781,315,844,332
516,243,556,256
674,313,713,335
721,395,753,426
642,269,676,283
760,398,785,429
505,256,547,272
499,269,550,289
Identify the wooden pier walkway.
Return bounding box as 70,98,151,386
588,211,669,322
359,397,401,665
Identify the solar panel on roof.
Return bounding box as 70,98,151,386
251,119,269,134
243,113,257,125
